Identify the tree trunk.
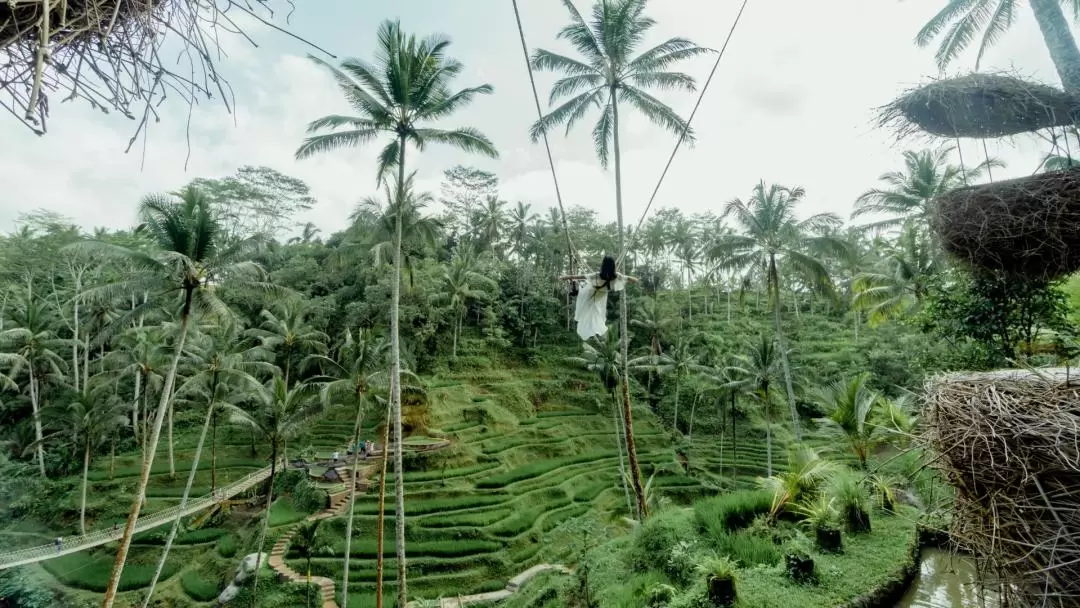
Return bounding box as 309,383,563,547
673,379,680,435
610,391,632,516
100,289,194,608
453,310,460,359
764,394,773,478
132,371,142,445
211,414,218,493
375,401,392,608
250,450,277,608
611,93,648,521
340,391,366,608
29,369,45,477
72,276,80,394
769,256,802,442
688,395,697,443
731,394,737,482
727,290,732,324
718,396,726,480
1029,0,1080,92
391,134,409,607
141,393,216,608
80,441,90,535
167,401,175,480
853,309,859,343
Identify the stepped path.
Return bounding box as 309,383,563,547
269,438,452,608
0,463,278,571
404,564,573,608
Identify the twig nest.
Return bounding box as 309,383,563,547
879,73,1080,139
923,368,1080,607
930,166,1080,279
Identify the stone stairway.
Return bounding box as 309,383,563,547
268,465,374,608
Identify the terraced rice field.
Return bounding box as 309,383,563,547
284,369,783,606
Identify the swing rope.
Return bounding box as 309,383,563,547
617,0,751,266
511,0,585,275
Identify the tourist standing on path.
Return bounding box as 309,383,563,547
55,537,62,553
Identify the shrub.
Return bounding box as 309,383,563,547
665,540,698,586
783,537,817,585
628,510,694,573
693,490,773,538
218,533,239,558
181,570,221,602
715,531,780,567
645,583,677,607
697,555,738,607
828,470,872,533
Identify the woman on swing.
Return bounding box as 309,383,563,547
559,255,639,341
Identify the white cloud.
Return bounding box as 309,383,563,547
0,0,1068,237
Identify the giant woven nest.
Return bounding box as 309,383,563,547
878,73,1080,139
0,0,311,137
930,165,1080,280
924,368,1080,607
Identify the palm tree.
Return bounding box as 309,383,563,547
916,0,1080,92
354,173,443,289
759,445,837,521
567,330,632,514
509,202,538,260
711,182,846,442
0,296,70,477
223,378,322,607
140,326,272,608
631,336,708,435
248,299,329,388
853,224,941,325
475,196,508,256
851,147,999,233
70,187,274,608
814,373,883,470
309,329,389,608
297,21,497,605
39,391,128,534
727,335,785,477
431,250,498,358
292,519,334,608
531,0,709,521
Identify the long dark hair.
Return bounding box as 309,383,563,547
599,255,616,290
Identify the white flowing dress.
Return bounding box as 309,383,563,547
574,272,628,340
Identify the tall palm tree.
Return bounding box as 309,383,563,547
509,202,538,260
140,325,272,608
851,147,1000,233
70,187,273,608
0,296,70,477
39,391,128,534
223,378,323,607
853,224,941,325
292,519,335,608
431,250,498,358
814,373,883,471
916,0,1080,92
530,0,709,521
567,330,632,515
248,299,329,388
475,196,508,256
309,329,389,608
354,174,443,289
727,335,785,477
630,336,709,434
710,182,845,441
296,23,497,603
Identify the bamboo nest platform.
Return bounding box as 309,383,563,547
878,73,1080,139
930,166,1080,280
0,0,306,137
923,367,1080,607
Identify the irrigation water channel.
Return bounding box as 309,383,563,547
896,549,1000,607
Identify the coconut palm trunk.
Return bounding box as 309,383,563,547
141,393,216,607
610,391,633,516
29,366,45,477
612,94,648,521
79,440,90,534
390,136,409,607
101,289,194,608
1030,0,1080,92
340,393,366,608
250,448,277,608
167,402,175,479
375,401,392,608
768,255,802,442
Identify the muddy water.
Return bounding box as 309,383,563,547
896,549,1000,607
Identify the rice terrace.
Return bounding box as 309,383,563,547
2,0,1080,607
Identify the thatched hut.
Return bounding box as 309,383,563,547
923,367,1080,607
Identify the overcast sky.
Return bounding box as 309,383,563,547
0,0,1063,235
